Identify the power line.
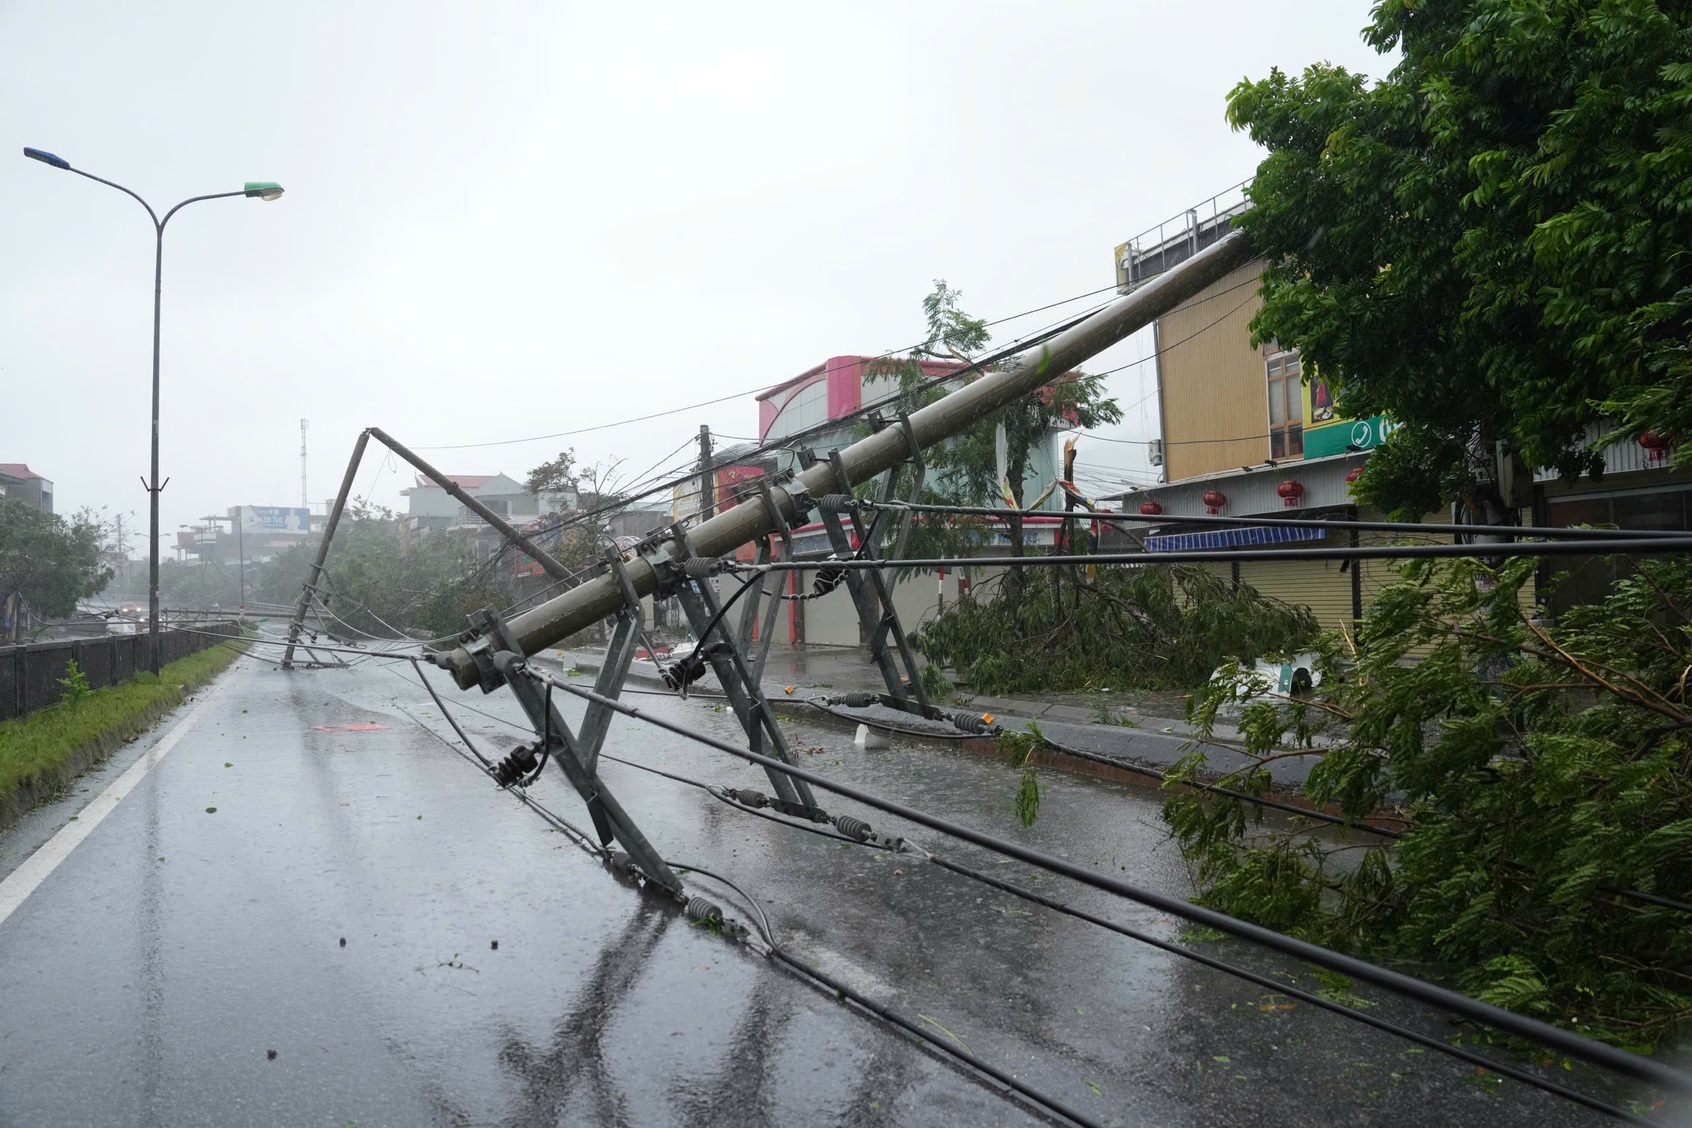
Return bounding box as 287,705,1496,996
409,281,1131,454
458,298,1119,559
858,498,1689,541
527,666,1692,1098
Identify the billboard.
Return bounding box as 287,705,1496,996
1303,371,1392,459
240,506,311,534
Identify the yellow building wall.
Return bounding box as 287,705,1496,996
1157,259,1268,481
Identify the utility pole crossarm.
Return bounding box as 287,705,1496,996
435,228,1256,689
366,428,573,583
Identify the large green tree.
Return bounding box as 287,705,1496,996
0,501,112,620
1227,0,1692,518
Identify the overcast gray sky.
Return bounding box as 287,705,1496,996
4,1,1388,547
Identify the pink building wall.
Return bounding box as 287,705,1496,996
756,356,966,442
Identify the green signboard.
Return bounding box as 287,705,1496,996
1303,373,1391,459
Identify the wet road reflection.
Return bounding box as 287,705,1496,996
0,655,1661,1127
498,903,674,1127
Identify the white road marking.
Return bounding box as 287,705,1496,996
0,678,226,928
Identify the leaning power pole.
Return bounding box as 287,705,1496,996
280,427,581,668
431,228,1257,691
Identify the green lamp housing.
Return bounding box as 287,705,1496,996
244,181,285,201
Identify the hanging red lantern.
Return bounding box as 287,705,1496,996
1201,489,1227,515
1345,465,1364,483
1639,430,1673,463
1139,500,1163,516
1276,479,1306,508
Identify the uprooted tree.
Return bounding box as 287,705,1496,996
917,563,1317,696
1169,555,1692,1051
868,281,1314,695
1168,0,1692,1054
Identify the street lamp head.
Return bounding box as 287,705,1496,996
244,181,284,201
22,147,70,170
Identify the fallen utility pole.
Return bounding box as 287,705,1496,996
281,426,577,668
281,429,369,669
367,428,572,581
435,227,1256,689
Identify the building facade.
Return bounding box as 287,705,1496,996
1107,190,1439,636
402,473,540,534
1109,189,1684,634
0,464,53,513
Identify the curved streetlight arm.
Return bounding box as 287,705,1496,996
59,167,246,233
160,190,249,232
62,166,161,230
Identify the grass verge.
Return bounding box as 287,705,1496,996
0,637,249,810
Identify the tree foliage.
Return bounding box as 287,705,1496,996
256,503,513,638
869,281,1123,603
916,564,1317,695
0,501,112,618
1169,555,1692,1050
1227,1,1692,516
879,280,1122,517
525,448,581,510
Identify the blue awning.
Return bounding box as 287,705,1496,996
1144,524,1327,553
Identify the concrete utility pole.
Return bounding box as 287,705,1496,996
280,427,582,667
281,430,369,668
434,228,1257,690
697,425,715,521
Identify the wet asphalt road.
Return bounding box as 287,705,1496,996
0,649,1668,1127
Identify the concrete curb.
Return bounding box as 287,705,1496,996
538,649,1399,829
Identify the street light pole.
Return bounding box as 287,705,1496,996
23,147,282,675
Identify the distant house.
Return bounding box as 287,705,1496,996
401,473,539,534
0,463,53,513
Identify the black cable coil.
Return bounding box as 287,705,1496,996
492,743,540,787
685,896,723,925
662,649,713,691
834,815,873,843
817,493,854,513
812,558,847,597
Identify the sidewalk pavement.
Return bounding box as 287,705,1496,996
535,641,1328,793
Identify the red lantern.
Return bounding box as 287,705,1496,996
1276,479,1305,508
1639,430,1673,463
1201,489,1227,515
1139,501,1163,516
1345,466,1364,483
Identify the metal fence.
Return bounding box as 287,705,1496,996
0,621,241,723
